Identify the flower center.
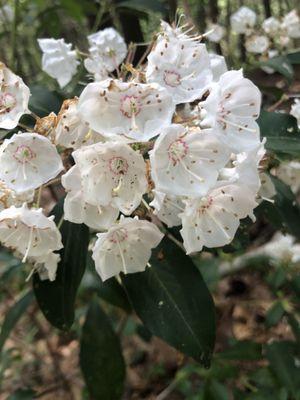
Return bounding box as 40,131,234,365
168,138,188,166
120,95,141,118
0,92,16,114
108,156,129,175
163,70,181,87
198,196,213,214
109,228,128,244
13,145,36,164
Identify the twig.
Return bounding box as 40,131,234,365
267,94,289,112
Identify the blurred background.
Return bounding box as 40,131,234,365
0,0,300,399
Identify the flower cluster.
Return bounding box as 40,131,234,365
0,20,270,282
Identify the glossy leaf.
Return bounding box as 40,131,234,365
33,199,89,330
122,237,216,366
0,291,34,353
260,56,294,81
217,340,262,361
80,300,125,400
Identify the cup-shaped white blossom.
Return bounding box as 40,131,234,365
62,165,119,230
0,179,34,211
55,98,102,149
38,38,79,88
146,22,212,104
73,141,147,215
207,24,225,43
262,17,281,37
150,190,184,228
78,79,174,142
281,10,300,39
84,51,109,81
0,132,63,193
150,124,230,196
87,27,127,72
230,7,256,35
0,204,63,264
32,252,61,281
0,63,30,130
209,53,228,81
200,69,261,153
180,183,257,254
245,35,269,54
290,99,300,129
92,216,164,281
275,161,300,194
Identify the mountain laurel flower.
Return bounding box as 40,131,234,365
290,99,300,129
78,79,174,142
32,252,61,281
0,63,30,130
0,180,34,211
275,161,300,194
87,27,127,72
38,38,79,88
200,69,261,153
245,35,269,54
0,204,63,272
281,10,300,39
146,22,212,104
150,190,184,228
72,141,147,215
150,124,230,196
92,216,164,281
262,17,281,37
230,7,256,35
55,98,102,149
206,24,225,43
209,53,228,82
62,165,119,230
0,132,63,193
84,50,109,81
180,184,257,254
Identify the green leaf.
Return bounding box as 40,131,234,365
33,199,89,330
266,301,285,328
29,84,63,117
7,388,37,400
258,110,300,157
266,341,300,396
122,237,216,366
97,277,132,313
80,300,125,400
217,340,262,361
260,56,294,81
0,291,34,353
204,380,229,400
287,51,300,64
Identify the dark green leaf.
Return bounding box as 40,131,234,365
7,388,37,400
266,301,285,328
80,300,125,400
204,380,229,400
97,277,132,313
0,291,34,353
287,51,300,64
260,56,294,81
122,237,216,366
33,199,89,330
218,340,262,361
29,84,63,117
258,110,300,157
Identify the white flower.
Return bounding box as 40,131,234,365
78,79,174,142
260,49,279,74
32,252,60,281
0,132,63,193
0,63,30,130
55,98,102,149
262,233,300,263
200,69,261,153
0,204,63,275
150,190,184,228
262,17,281,36
146,21,212,104
0,180,34,211
282,10,300,39
72,141,147,215
209,53,228,81
92,216,163,281
150,124,230,196
180,183,257,254
259,172,276,202
207,23,225,43
38,38,79,88
230,7,256,35
87,28,127,72
275,161,300,194
245,35,269,54
84,51,109,81
62,165,119,230
290,99,300,129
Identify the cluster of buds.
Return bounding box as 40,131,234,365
0,20,274,282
